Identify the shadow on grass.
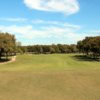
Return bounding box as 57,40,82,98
1,55,15,57
72,55,99,62
0,58,11,63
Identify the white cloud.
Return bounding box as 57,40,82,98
0,25,92,44
0,18,27,21
23,0,79,15
32,19,45,23
0,25,74,38
0,25,32,34
42,26,73,35
32,19,81,28
0,25,51,38
64,33,96,42
32,19,59,25
90,30,100,33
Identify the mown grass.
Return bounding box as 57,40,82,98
0,54,100,100
0,70,100,100
0,53,100,71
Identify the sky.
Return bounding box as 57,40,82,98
0,0,100,45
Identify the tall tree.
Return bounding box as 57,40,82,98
0,32,16,60
89,37,100,61
77,41,83,53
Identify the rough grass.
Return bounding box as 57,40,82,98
0,54,100,100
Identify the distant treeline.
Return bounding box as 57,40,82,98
77,36,100,61
19,44,78,54
0,32,78,61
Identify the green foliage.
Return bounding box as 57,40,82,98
49,47,55,53
77,36,100,61
77,41,83,52
19,46,27,53
40,47,43,53
0,32,16,60
16,41,22,47
22,44,78,54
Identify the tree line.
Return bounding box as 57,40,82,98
19,44,78,54
0,31,78,61
77,36,100,61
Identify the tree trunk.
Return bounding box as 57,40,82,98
6,52,8,60
96,53,97,58
93,52,95,59
83,51,84,56
0,52,1,60
86,51,88,57
14,52,16,56
90,52,92,58
99,53,100,62
93,55,95,59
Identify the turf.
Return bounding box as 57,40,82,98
0,54,100,100
0,54,100,71
0,70,100,100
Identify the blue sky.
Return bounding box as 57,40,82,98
0,0,100,45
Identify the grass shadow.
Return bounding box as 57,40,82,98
0,58,11,63
71,55,98,62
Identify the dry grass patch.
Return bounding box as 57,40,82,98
0,70,100,100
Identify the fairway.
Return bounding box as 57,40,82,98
0,54,100,100
0,54,100,71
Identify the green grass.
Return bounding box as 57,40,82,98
0,54,100,71
0,54,100,100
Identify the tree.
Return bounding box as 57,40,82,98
82,37,93,57
42,45,50,53
77,41,83,53
55,48,61,53
49,47,55,53
16,41,22,47
0,32,16,60
83,43,90,57
0,32,4,60
70,44,78,53
57,44,67,53
89,37,100,61
19,46,27,53
40,47,43,53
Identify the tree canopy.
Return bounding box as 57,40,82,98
77,36,100,61
0,32,16,60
